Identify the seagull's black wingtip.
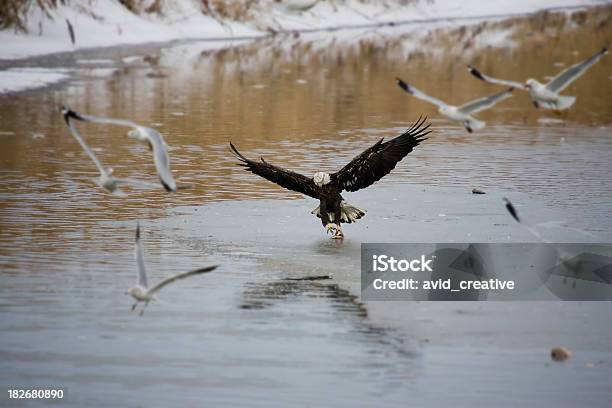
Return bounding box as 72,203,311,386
503,197,521,223
468,65,486,81
60,106,85,124
395,77,409,93
194,264,219,274
159,178,176,193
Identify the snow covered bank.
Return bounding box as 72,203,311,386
0,0,605,94
0,0,258,61
0,0,605,61
0,67,71,93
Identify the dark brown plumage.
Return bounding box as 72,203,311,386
230,117,431,237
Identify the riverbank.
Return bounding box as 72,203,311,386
0,0,603,62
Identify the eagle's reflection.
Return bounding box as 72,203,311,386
239,277,417,359
240,278,367,318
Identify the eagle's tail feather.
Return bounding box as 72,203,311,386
311,202,366,224
340,202,366,223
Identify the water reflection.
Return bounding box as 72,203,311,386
240,277,419,362
0,8,610,281
241,278,368,316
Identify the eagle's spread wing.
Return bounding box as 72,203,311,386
230,142,320,199
331,117,430,193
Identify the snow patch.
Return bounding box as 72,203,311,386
0,0,602,94
0,67,71,94
0,0,601,62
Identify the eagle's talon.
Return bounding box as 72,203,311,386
325,223,336,235
332,225,344,239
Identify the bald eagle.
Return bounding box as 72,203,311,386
229,117,430,238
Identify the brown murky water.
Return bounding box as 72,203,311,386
0,6,611,407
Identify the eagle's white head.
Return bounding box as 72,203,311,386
313,172,331,187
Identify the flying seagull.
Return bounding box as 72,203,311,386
502,197,609,287
126,223,218,316
503,197,550,242
61,108,179,192
230,117,430,238
396,78,513,133
504,197,596,241
61,107,160,195
504,199,612,295
468,47,608,110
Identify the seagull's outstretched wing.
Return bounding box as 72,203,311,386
65,109,139,128
230,142,320,199
148,265,218,295
396,78,448,109
331,117,430,193
134,223,148,288
63,109,177,192
503,198,608,281
457,88,514,114
138,127,176,192
504,197,520,223
545,47,608,93
61,107,107,176
467,66,527,90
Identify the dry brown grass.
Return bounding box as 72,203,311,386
0,0,66,32
0,1,421,33
205,0,260,21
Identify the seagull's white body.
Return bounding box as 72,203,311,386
127,223,218,316
468,47,608,110
396,78,513,132
438,106,485,130
96,171,123,195
63,110,178,192
524,79,576,110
